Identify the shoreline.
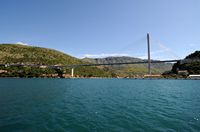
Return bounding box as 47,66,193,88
0,76,199,80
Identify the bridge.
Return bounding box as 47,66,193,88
0,59,180,77
1,33,188,77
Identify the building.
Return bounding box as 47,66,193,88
39,65,47,68
177,70,188,76
188,75,200,79
0,70,8,73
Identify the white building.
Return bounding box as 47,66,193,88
188,75,200,79
0,70,7,73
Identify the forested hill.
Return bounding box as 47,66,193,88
0,44,83,65
0,44,112,77
172,51,200,74
185,51,200,59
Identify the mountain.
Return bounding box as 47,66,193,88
83,56,143,64
0,44,83,65
0,44,176,78
172,51,200,74
82,57,173,76
0,44,112,77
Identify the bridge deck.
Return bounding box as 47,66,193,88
0,60,180,68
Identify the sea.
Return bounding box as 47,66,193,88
0,78,200,132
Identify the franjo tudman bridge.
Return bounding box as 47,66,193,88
1,34,182,77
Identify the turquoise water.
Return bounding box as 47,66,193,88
0,79,200,132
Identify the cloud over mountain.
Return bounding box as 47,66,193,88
16,42,29,46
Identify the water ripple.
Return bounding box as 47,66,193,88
0,79,200,131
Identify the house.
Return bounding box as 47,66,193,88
177,70,188,76
0,70,8,73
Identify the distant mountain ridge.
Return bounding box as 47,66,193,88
1,44,199,78
82,56,173,76
82,56,143,64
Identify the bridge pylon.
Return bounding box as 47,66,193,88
147,33,151,75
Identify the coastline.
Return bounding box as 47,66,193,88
0,76,199,80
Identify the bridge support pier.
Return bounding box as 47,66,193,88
71,68,74,78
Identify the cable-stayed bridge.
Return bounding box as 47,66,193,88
1,59,198,77
1,33,188,77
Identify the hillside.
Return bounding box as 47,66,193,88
172,51,200,74
0,44,112,77
83,57,143,64
82,57,173,76
0,44,83,65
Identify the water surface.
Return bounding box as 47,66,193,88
0,78,200,132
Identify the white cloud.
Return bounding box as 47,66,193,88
138,56,147,59
82,53,129,58
16,42,29,45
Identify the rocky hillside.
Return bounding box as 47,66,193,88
83,56,143,64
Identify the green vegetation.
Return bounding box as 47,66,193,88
0,44,113,78
0,66,57,78
172,51,200,74
185,51,200,59
82,57,173,77
1,44,198,78
0,44,82,65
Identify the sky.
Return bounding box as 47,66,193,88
0,0,200,60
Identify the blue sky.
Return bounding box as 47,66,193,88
0,0,199,59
